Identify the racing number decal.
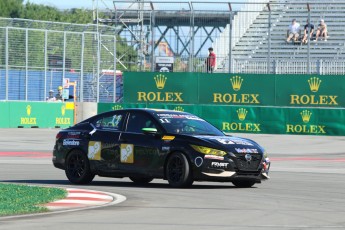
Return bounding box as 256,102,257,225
88,141,101,160
120,144,134,163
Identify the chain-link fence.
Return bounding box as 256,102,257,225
0,18,120,102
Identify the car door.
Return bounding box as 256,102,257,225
87,111,126,173
119,111,165,177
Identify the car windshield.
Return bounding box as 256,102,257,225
154,112,224,136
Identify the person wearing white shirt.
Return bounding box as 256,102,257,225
286,19,301,43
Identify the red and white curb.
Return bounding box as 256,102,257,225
0,188,126,220
43,188,126,211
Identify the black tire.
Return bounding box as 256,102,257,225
232,180,256,188
166,152,193,188
65,149,95,184
129,176,153,184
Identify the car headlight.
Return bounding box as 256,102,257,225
190,145,227,156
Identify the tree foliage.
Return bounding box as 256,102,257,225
0,0,93,23
0,0,23,18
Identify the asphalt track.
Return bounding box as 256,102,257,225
0,128,345,230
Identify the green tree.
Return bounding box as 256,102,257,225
0,0,23,18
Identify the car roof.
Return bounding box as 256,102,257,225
82,108,192,123
107,108,190,114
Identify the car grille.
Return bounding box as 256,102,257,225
235,153,262,171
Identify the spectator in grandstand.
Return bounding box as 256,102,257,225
302,19,314,44
46,90,56,101
55,86,64,101
206,47,216,73
286,19,301,43
314,19,328,42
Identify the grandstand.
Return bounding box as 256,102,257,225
214,0,345,74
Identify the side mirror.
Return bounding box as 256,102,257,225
142,128,158,135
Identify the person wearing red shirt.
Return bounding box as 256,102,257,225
206,47,216,73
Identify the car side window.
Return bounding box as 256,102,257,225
126,113,158,133
94,113,124,130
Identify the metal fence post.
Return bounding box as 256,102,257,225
63,31,66,88
5,27,8,101
151,10,155,72
267,3,271,74
317,59,322,75
229,3,233,73
25,28,28,101
97,33,101,103
44,30,48,99
113,35,116,102
307,3,311,75
189,6,195,72
80,32,85,102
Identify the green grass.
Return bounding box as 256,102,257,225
0,183,67,216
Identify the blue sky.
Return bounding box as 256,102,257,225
25,0,245,10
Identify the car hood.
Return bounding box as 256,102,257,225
191,135,264,154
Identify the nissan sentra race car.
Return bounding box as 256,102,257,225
53,109,270,188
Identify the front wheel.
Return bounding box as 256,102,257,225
232,180,256,188
65,149,95,184
166,152,193,188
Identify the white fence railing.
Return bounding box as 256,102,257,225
232,59,345,75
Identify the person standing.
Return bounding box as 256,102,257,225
55,86,64,101
46,90,56,101
206,47,216,73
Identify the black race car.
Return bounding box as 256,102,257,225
53,109,270,188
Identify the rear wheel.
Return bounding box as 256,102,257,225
166,152,193,188
232,180,256,188
65,149,95,184
129,176,153,184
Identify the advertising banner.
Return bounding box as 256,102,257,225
123,72,345,108
4,102,74,128
198,73,276,106
276,75,345,107
155,56,174,72
123,72,198,104
199,106,286,135
0,103,10,128
97,103,345,136
98,103,200,115
203,106,345,136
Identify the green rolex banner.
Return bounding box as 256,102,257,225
97,103,345,136
205,106,345,136
123,72,199,104
0,102,74,128
98,103,201,115
198,73,276,105
276,75,345,107
123,72,345,108
0,102,10,128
